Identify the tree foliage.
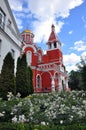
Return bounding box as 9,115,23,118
69,56,86,90
0,52,15,99
77,56,86,90
27,66,34,94
68,70,80,90
16,54,29,97
16,54,34,97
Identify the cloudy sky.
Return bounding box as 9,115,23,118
8,0,86,72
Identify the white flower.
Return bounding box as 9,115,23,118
16,93,21,98
7,92,13,100
12,115,17,123
41,121,46,125
71,115,73,119
18,102,22,107
0,113,4,117
19,115,26,123
60,120,63,124
0,98,2,101
10,112,14,115
82,100,86,105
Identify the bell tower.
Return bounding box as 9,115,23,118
46,24,63,64
47,24,61,50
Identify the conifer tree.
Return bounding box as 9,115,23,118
16,54,29,97
0,52,15,99
27,66,34,94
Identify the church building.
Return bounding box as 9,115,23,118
0,0,21,73
21,24,68,92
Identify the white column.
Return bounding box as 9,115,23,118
58,77,62,91
51,77,55,91
51,43,54,49
65,78,68,89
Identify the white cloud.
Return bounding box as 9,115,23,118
9,0,84,18
8,0,84,43
8,0,85,73
63,53,80,72
66,65,78,73
28,0,83,19
63,53,80,65
15,18,23,30
8,0,23,12
81,52,86,57
81,16,86,22
72,40,86,51
43,50,46,54
69,30,73,34
63,51,86,72
81,16,86,28
14,13,25,18
33,20,64,43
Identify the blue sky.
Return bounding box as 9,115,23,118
8,0,86,72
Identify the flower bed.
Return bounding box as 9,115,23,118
0,90,86,127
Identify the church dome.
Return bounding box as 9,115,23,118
22,29,32,34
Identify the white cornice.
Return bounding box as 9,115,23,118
0,29,21,50
4,0,19,34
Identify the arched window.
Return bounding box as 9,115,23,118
26,51,32,66
36,75,41,88
54,42,57,48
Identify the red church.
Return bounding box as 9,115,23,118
21,24,68,92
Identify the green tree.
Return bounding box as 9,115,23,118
27,66,34,94
16,54,29,97
77,56,86,90
69,56,86,91
0,52,15,99
68,70,80,90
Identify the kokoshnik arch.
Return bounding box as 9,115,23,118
21,24,69,92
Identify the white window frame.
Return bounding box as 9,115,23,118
26,51,32,66
36,75,41,88
0,8,5,29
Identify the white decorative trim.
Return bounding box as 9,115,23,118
51,76,55,91
23,44,37,53
36,74,41,88
26,51,32,66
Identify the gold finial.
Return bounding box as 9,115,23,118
51,23,55,31
52,24,55,28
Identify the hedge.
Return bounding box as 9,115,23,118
0,123,86,130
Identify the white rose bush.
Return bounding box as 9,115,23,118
0,90,86,129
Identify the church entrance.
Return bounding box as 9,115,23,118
41,72,51,92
